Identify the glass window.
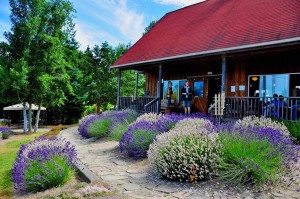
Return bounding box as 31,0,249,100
194,81,204,97
163,80,186,103
249,74,289,97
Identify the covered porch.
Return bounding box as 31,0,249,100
115,46,300,121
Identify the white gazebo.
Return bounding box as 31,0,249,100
3,103,46,111
3,103,47,127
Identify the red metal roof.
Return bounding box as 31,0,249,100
113,0,300,68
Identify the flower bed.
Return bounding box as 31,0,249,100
119,113,213,159
78,111,299,186
12,136,77,193
147,116,299,185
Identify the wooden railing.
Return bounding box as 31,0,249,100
144,97,159,113
224,97,300,121
118,96,157,113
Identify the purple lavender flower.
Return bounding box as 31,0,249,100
119,120,166,159
0,126,13,135
218,123,299,165
12,136,77,192
119,112,214,159
78,110,138,139
78,114,104,138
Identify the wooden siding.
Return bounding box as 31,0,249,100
227,49,300,97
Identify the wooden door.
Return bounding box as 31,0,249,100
189,78,209,113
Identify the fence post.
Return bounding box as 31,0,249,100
157,64,162,114
214,92,225,122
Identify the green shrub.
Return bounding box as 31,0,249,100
111,122,129,141
24,156,74,192
88,119,112,138
2,131,10,140
83,105,96,116
218,132,284,185
282,120,300,140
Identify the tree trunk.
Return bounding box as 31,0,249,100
34,104,41,133
23,102,28,133
96,99,101,114
28,103,32,132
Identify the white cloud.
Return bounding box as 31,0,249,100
153,0,205,7
73,0,145,49
75,23,121,50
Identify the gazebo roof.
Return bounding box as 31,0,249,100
3,103,46,111
112,0,300,68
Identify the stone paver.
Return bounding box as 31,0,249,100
59,127,300,199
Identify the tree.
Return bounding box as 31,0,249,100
143,20,157,35
78,42,128,113
5,0,76,132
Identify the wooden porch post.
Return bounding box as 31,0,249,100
157,64,162,113
221,55,226,93
117,69,121,111
135,71,138,98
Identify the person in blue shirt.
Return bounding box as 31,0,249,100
181,81,193,115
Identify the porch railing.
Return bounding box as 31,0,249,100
118,96,157,113
144,97,159,113
224,97,300,121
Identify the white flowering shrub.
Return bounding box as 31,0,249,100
75,185,110,197
234,116,290,137
148,118,220,182
134,112,162,123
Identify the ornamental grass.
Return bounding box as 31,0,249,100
12,136,77,193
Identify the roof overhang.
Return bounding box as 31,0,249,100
3,103,47,111
112,37,300,69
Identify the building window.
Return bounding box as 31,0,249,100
163,80,186,103
249,73,300,98
193,81,204,98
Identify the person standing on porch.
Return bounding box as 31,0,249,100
181,81,193,115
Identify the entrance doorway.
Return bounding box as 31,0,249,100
189,75,221,113
207,76,222,109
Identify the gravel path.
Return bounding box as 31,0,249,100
59,127,300,199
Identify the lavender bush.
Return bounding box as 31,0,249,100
78,110,138,139
234,116,290,137
120,120,166,159
148,118,219,182
218,125,299,185
78,114,101,138
12,136,77,192
0,126,14,137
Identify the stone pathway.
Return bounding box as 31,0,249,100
59,127,300,199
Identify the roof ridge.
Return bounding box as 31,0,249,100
164,0,209,16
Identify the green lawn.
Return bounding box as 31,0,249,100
0,132,45,198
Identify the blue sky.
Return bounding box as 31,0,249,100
0,0,204,50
